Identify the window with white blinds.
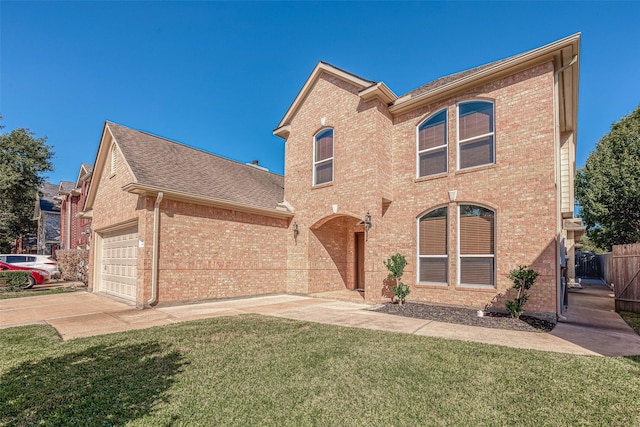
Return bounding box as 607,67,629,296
458,101,494,170
314,128,333,185
418,207,448,284
459,205,495,287
417,109,447,177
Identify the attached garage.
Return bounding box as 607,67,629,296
99,226,138,301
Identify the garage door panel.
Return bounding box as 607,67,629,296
101,226,138,301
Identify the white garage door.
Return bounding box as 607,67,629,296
101,226,138,300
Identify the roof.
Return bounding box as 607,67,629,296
402,57,511,99
58,181,75,193
81,163,94,173
105,122,285,211
275,34,580,136
37,183,60,213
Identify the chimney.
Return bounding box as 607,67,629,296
252,160,259,166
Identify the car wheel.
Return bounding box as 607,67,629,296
23,276,36,290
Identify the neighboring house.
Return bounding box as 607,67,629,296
56,163,93,250
33,183,61,256
85,34,581,320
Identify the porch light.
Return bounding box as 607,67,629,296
293,222,299,240
364,212,372,240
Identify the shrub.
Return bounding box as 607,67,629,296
384,253,410,304
0,271,30,292
55,249,89,284
505,265,540,318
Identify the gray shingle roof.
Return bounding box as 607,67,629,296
59,181,75,192
401,56,512,99
106,122,284,211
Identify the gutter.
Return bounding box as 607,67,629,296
147,191,163,306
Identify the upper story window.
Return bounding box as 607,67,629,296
457,101,494,170
418,206,448,284
458,205,495,287
417,109,447,177
314,128,333,186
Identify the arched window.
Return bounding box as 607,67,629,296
457,101,494,169
417,109,447,177
458,205,495,287
418,206,448,284
314,128,333,185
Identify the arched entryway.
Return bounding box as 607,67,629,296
308,214,366,300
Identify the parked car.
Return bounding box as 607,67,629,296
0,254,59,279
0,261,50,289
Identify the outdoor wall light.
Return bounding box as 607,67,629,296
293,222,299,240
364,212,372,240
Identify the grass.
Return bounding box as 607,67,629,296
1,315,639,426
0,287,76,299
620,311,640,335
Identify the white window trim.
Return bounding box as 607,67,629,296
456,204,496,288
313,128,334,186
416,207,448,286
456,100,496,171
416,109,448,178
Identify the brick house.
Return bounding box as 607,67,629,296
57,163,93,250
84,123,292,305
85,34,581,320
33,183,61,256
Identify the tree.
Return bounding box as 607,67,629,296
0,116,54,252
575,104,640,251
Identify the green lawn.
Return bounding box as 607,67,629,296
0,287,76,299
1,315,639,426
620,311,640,335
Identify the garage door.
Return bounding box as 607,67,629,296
101,226,138,300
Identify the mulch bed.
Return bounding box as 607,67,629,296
373,302,556,332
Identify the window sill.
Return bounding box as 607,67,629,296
311,182,333,190
414,172,448,183
454,284,496,292
415,282,448,289
455,163,496,176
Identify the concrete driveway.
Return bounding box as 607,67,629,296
2,281,639,356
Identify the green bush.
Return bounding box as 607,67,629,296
505,265,540,318
0,271,31,292
384,253,410,304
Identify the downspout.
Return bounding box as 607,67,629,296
147,192,163,306
67,196,71,249
553,55,577,320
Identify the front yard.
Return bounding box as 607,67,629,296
1,315,639,426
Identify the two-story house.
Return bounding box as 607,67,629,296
57,163,93,250
84,34,580,321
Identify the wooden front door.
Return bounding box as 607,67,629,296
355,232,365,291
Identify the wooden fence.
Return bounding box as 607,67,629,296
610,243,640,313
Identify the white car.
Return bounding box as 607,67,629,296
0,254,60,279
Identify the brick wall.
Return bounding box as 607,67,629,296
154,199,288,302
284,62,559,315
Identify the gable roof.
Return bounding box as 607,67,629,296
274,34,580,137
58,181,76,194
34,183,60,218
85,122,289,218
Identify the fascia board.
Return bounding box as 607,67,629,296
122,183,295,220
274,62,374,136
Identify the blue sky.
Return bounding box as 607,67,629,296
1,1,639,184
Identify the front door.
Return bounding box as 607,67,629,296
355,232,365,291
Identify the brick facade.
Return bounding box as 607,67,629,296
86,36,580,319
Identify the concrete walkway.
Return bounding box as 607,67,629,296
2,280,640,356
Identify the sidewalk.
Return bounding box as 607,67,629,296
2,283,640,356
